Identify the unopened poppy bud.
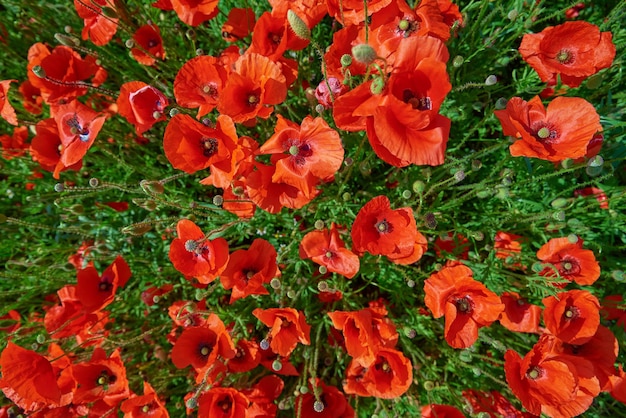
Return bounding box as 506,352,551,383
585,73,604,90
454,170,466,182
507,9,518,21
260,339,270,350
69,204,84,214
125,39,135,48
299,386,308,394
64,25,73,33
402,190,411,199
472,231,484,241
495,187,509,199
212,195,223,206
54,183,64,192
287,10,310,40
424,212,437,229
369,77,385,95
567,234,579,244
423,381,435,391
32,65,46,79
287,289,296,298
101,6,118,18
612,270,625,282
551,197,569,208
140,180,164,195
169,108,179,117
185,398,198,409
231,186,244,196
412,180,425,193
315,104,325,114
36,334,46,344
195,48,204,56
89,177,99,187
342,192,351,201
340,54,352,67
185,29,195,40
495,97,508,110
352,44,377,65
344,157,353,166
152,111,162,119
406,279,415,288
552,210,565,221
318,265,327,274
272,359,282,371
54,33,80,47
314,220,324,229
588,155,604,167
270,278,281,289
452,55,464,67
561,158,574,169
122,223,152,236
485,75,497,86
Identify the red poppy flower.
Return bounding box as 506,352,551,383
542,290,600,345
19,80,43,115
241,375,284,417
433,232,470,260
0,125,28,160
295,379,355,418
300,223,360,278
52,99,107,167
222,179,257,219
163,113,239,176
0,309,20,333
574,187,609,210
249,11,309,61
504,335,600,417
246,161,318,213
328,309,379,367
495,95,602,162
499,292,541,333
537,236,600,286
348,348,413,399
76,255,131,312
253,308,311,357
550,325,618,391
73,347,130,406
323,25,368,80
30,118,82,178
351,195,426,264
220,238,280,303
27,43,106,104
0,79,17,125
227,339,261,373
217,52,287,124
120,381,169,418
269,0,327,28
462,389,534,418
326,0,392,26
421,404,465,418
424,264,504,348
131,24,165,66
174,55,228,118
197,387,249,417
259,115,344,197
519,21,616,87
117,81,168,136
74,0,118,46
222,8,256,42
141,284,174,306
168,219,230,285
601,295,626,331
494,231,523,260
609,365,626,403
0,342,62,412
169,0,219,26
168,300,208,330
170,315,236,370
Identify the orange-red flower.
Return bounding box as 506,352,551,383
421,404,466,418
0,125,28,160
19,80,43,115
197,387,249,417
424,264,504,348
253,307,311,357
300,223,360,278
220,238,280,303
120,381,169,418
0,342,62,412
351,195,427,264
117,81,168,136
52,99,107,168
131,24,165,66
249,11,309,61
30,118,82,178
221,8,256,42
259,115,344,197
241,375,284,417
168,219,230,285
76,255,131,312
505,335,600,417
27,43,106,105
574,187,609,210
0,79,17,125
462,389,534,418
542,290,600,345
326,0,392,26
499,292,541,333
163,113,239,174
217,52,287,124
73,347,130,407
74,0,118,46
519,21,616,87
494,231,523,261
170,0,219,26
495,95,602,162
227,339,261,373
173,55,228,118
537,236,600,286
344,348,413,399
296,379,355,418
171,314,236,371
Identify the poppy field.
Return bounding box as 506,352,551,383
1,0,626,417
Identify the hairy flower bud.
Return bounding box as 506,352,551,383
352,44,377,65
287,10,310,40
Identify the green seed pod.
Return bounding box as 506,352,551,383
452,55,464,67
121,223,152,236
352,44,377,65
32,65,47,79
369,77,385,95
550,197,569,208
340,54,352,67
412,180,425,193
140,180,165,195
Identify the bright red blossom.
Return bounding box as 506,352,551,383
300,223,360,278
537,236,600,286
253,308,311,357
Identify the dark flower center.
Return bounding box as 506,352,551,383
526,366,542,380
325,251,334,259
247,93,259,106
402,89,431,110
217,397,232,413
198,343,213,358
66,115,90,140
555,49,574,65
96,370,117,388
455,296,472,313
200,137,219,157
270,33,282,45
375,219,392,233
375,360,392,373
147,39,158,48
532,122,559,143
396,17,418,37
559,257,581,276
201,83,218,97
564,305,579,320
99,280,113,292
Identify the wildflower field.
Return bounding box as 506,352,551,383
1,0,625,416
